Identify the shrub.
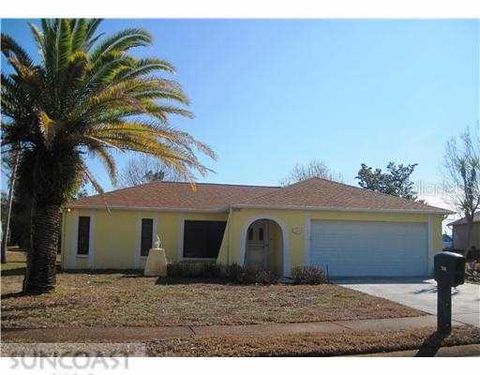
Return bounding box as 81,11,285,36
167,261,220,278
466,260,480,283
201,262,222,278
221,264,243,281
221,264,278,285
249,267,278,284
291,265,327,285
167,262,278,284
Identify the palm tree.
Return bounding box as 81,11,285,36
1,19,215,294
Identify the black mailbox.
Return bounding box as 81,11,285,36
434,251,466,334
434,251,466,287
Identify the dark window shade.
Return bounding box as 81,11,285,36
77,216,90,255
206,221,226,258
258,227,264,241
183,220,226,258
140,218,154,257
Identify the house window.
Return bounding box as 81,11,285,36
258,227,264,241
248,228,253,241
140,218,154,257
77,216,90,255
183,220,227,258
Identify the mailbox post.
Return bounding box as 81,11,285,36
433,251,466,334
436,280,452,334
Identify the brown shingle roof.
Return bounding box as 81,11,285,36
237,177,450,213
69,181,280,211
448,213,480,226
69,177,450,214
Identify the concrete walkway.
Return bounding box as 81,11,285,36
339,278,480,327
2,315,458,343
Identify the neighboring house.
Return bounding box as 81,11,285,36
448,213,480,252
62,177,450,277
442,234,453,250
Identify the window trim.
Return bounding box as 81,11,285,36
71,211,95,269
140,218,154,258
76,216,91,257
135,215,158,268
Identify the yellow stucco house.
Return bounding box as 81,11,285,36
62,177,450,277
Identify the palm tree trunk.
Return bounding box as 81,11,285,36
23,204,61,294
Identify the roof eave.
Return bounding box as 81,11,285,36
66,203,453,215
65,205,229,214
232,203,453,215
448,220,480,226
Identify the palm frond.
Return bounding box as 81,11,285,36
1,33,34,66
28,23,46,61
3,18,216,203
90,146,118,185
71,19,89,51
37,111,56,147
116,57,176,81
90,28,152,63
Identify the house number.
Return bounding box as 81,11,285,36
292,227,303,235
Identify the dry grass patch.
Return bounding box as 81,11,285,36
147,326,480,357
2,257,424,329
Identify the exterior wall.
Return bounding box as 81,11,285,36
216,208,445,276
63,206,444,276
452,223,480,251
62,208,227,270
216,208,301,275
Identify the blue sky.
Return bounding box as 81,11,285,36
2,19,479,200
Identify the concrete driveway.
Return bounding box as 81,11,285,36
338,278,480,327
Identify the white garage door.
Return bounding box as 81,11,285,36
309,220,428,277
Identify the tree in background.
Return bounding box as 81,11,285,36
1,149,21,263
74,174,89,199
356,162,418,200
1,19,215,294
444,127,480,258
280,160,343,186
118,154,186,187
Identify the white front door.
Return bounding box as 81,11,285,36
245,221,268,267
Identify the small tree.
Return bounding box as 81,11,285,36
118,154,187,187
356,162,418,200
1,149,20,263
280,160,343,186
444,127,480,258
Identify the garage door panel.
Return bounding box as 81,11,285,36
310,221,428,277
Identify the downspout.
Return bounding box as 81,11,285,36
227,206,232,264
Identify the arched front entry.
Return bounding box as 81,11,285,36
241,217,289,276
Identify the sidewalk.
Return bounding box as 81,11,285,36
2,315,461,343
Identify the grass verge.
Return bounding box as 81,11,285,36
146,326,480,357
